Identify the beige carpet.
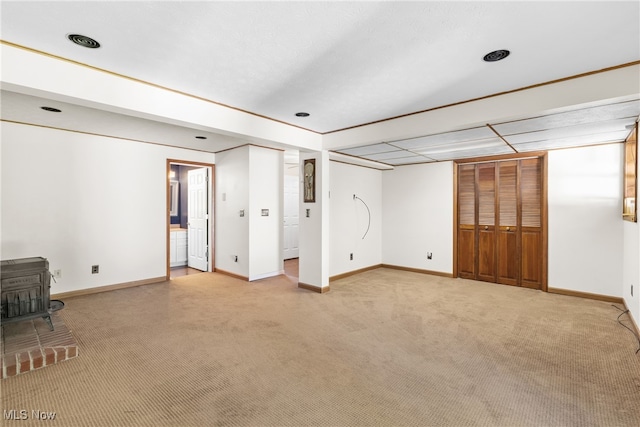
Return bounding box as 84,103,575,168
1,268,639,426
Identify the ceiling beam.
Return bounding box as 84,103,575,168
1,42,323,152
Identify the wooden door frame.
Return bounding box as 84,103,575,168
452,151,548,291
166,159,216,280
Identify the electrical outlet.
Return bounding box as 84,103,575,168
91,265,99,274
427,252,433,260
53,269,62,279
350,253,353,261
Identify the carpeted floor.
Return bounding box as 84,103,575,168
1,268,639,426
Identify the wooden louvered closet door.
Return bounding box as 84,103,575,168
456,156,545,290
497,161,518,286
457,164,476,279
477,163,496,283
520,158,543,289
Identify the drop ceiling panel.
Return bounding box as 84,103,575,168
413,138,507,156
512,130,632,153
504,117,637,145
383,156,434,165
339,143,399,156
391,127,495,150
428,145,515,161
364,150,416,161
493,99,640,136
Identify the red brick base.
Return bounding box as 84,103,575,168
1,313,78,379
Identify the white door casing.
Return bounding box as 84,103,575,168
283,174,299,260
188,167,209,271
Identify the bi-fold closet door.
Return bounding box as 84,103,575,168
457,156,545,290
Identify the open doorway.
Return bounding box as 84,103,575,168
283,151,299,279
167,159,215,279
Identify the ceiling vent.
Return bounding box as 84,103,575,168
483,49,510,62
67,34,101,49
40,106,61,113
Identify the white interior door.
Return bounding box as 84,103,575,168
188,168,209,271
283,174,299,260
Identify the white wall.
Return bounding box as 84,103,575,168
623,220,639,327
382,161,454,274
248,146,283,280
548,144,624,297
214,145,283,281
214,146,250,277
329,161,382,277
621,128,639,326
636,224,640,330
298,151,330,290
1,122,215,294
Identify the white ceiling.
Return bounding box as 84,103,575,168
1,1,639,165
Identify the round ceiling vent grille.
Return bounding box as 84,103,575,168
41,106,62,113
67,34,101,49
483,49,510,62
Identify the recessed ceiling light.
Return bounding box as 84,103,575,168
483,49,510,62
40,106,62,113
195,136,207,140
67,34,101,49
295,112,310,117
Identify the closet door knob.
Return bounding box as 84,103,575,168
484,225,488,230
507,227,511,231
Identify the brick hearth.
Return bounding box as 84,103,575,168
1,312,78,379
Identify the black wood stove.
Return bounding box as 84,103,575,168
1,257,56,330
